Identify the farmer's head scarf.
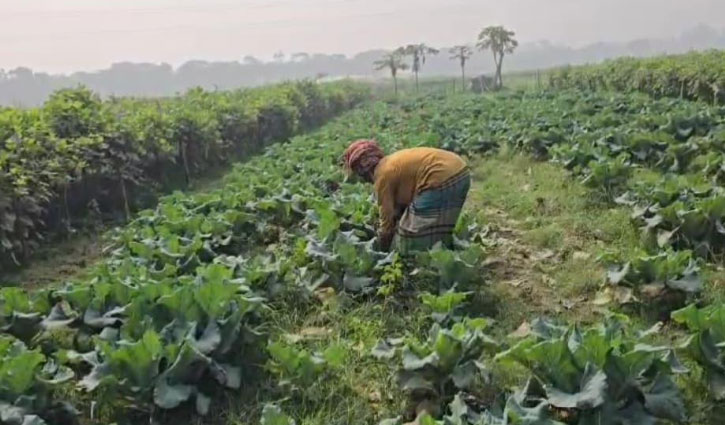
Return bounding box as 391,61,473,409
342,140,385,181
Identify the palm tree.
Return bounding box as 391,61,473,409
449,45,473,91
476,26,518,90
374,52,409,96
398,44,439,93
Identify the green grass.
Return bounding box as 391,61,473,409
471,151,640,254
369,71,550,100
467,151,640,317
0,232,105,289
214,291,431,425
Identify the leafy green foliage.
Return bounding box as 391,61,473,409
378,253,405,297
266,340,346,387
550,51,725,104
581,156,632,201
627,188,725,258
603,249,703,296
380,388,567,425
0,336,76,425
672,303,725,400
374,317,499,400
420,291,472,324
496,317,687,424
0,97,502,422
419,244,485,291
0,81,369,268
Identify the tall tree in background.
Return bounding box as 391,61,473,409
374,52,409,96
449,45,473,91
398,44,439,92
273,51,286,63
477,26,518,89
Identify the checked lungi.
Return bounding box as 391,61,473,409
395,168,471,253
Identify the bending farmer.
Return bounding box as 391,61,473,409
342,140,470,253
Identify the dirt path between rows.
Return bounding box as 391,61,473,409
480,205,602,332
464,154,633,332
0,233,104,289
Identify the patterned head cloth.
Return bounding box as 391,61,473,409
342,140,385,179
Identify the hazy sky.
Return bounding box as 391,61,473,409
1,0,724,73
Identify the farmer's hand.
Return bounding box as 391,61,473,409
378,230,394,252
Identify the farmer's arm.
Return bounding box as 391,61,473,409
374,175,397,251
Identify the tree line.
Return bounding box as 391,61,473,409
2,23,724,107
374,25,518,94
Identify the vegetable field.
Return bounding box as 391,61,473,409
0,81,368,270
3,55,725,425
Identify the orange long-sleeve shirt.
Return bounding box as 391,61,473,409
372,147,467,248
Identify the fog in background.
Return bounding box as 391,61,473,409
1,0,725,106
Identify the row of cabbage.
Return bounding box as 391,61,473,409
115,89,725,424
0,99,490,424
263,292,697,425
350,90,725,423
407,90,725,293
0,81,369,270
265,86,725,425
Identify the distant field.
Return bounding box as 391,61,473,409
550,49,725,104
